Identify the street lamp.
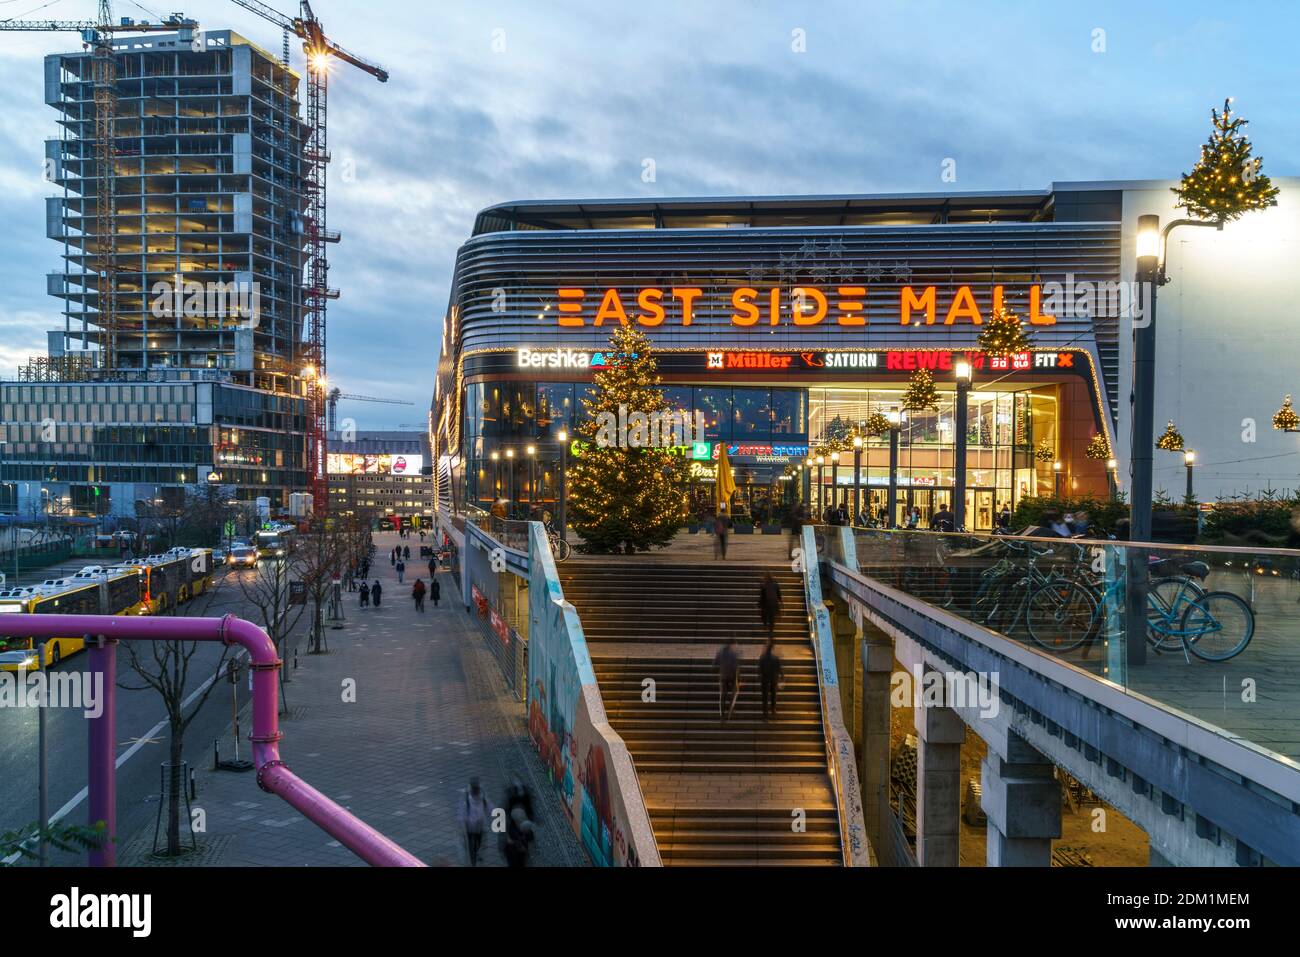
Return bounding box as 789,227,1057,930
815,455,825,518
556,430,568,538
886,410,902,528
953,359,973,530
1184,449,1196,502
1053,460,1063,498
489,450,500,503
804,456,814,515
1129,211,1224,667
852,434,863,526
505,448,515,516
526,444,537,519
1106,457,1118,501
829,451,840,517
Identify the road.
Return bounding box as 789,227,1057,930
0,565,309,864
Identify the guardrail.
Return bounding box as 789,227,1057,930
525,522,659,866
799,525,870,867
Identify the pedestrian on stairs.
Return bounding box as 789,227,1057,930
758,571,783,642
713,637,741,722
759,638,783,720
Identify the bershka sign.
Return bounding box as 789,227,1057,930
516,347,618,369
553,285,1058,328
704,350,1077,373
49,887,152,937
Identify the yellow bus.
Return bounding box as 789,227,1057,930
0,568,147,670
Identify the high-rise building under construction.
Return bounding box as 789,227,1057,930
0,29,312,519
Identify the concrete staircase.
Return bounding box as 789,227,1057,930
559,561,843,866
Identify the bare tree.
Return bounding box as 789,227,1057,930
234,541,307,710
117,557,229,857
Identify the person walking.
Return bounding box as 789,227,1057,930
501,777,536,868
713,511,729,560
458,777,492,866
789,504,804,560
358,580,370,608
430,576,441,608
371,579,383,608
427,557,437,579
396,558,405,584
412,577,426,612
713,637,741,723
403,545,410,561
390,547,397,567
758,638,783,720
758,571,782,642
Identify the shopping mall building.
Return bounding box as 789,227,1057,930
432,179,1300,530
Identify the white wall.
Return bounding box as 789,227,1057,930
1114,178,1300,502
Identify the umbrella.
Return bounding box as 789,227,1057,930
715,443,737,513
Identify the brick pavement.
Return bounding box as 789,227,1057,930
118,532,585,867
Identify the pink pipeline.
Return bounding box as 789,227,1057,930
0,613,423,867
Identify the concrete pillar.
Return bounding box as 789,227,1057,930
981,732,1061,867
914,694,964,867
860,637,893,860
1148,844,1175,867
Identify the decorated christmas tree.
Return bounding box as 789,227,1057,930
1085,433,1111,460
1034,438,1055,463
1156,420,1185,452
1273,395,1299,433
1173,99,1279,223
567,325,689,553
978,303,1031,357
863,411,892,436
901,368,940,412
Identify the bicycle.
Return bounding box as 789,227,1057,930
545,522,571,562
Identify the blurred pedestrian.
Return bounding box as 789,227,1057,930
503,806,535,867
427,557,437,578
758,638,783,720
458,777,491,867
371,580,383,608
412,578,426,612
789,504,804,560
430,577,441,608
713,511,729,560
403,545,410,561
390,548,397,567
713,637,741,722
758,571,782,642
396,559,405,584
358,581,370,608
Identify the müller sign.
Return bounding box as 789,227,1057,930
553,284,1058,328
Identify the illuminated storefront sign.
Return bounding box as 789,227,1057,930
516,347,622,369
701,349,1074,373
328,453,424,475
553,285,1057,328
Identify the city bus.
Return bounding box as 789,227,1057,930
253,528,290,561
0,579,108,671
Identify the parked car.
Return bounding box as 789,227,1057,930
212,546,228,566
228,544,258,569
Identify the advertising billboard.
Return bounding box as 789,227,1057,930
327,453,424,475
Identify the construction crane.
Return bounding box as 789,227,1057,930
231,0,389,516
326,389,413,432
1,3,200,372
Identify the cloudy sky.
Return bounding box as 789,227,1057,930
1,0,1296,428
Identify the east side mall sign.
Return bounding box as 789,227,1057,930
552,285,1058,328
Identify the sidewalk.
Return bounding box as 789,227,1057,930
117,531,585,867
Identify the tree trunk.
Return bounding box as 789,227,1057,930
166,726,184,856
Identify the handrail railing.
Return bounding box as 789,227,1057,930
799,525,870,866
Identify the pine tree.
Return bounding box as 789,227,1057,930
901,368,940,412
978,304,1031,357
1173,99,1279,223
567,325,689,553
1085,433,1111,460
1156,420,1185,452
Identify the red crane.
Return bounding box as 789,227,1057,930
231,0,388,517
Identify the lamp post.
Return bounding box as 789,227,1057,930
504,448,515,517
489,450,500,504
953,359,972,530
886,410,901,528
815,455,825,518
556,430,568,538
1183,450,1195,502
526,444,536,519
1106,458,1118,501
1053,460,1063,498
852,435,863,526
804,456,814,516
829,451,840,517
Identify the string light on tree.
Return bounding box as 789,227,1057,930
863,412,892,436
1273,394,1299,433
1156,420,1185,452
1173,98,1280,223
1085,433,1112,460
1034,438,1055,463
977,303,1031,357
901,368,940,412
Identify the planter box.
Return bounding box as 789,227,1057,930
733,524,754,535
688,523,701,533
762,524,783,535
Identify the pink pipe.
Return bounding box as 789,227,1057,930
0,614,424,867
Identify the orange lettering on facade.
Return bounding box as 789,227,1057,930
944,285,982,325
730,287,760,326
636,288,665,326
557,287,585,327
792,287,827,326
835,286,867,326
1029,285,1057,325
672,287,702,326
900,286,936,325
